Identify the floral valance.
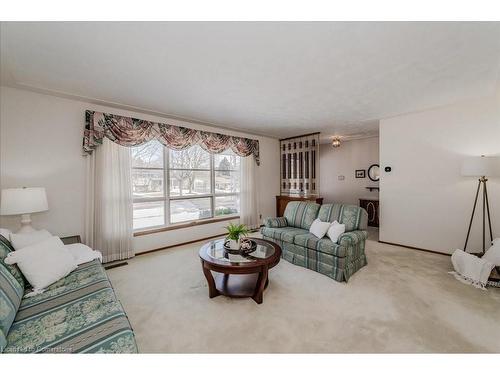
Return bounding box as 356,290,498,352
83,110,260,165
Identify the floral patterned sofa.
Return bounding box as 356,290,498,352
0,235,137,353
261,201,369,282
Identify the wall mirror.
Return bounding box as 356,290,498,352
367,164,380,182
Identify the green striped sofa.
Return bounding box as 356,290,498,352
261,201,368,282
0,235,138,353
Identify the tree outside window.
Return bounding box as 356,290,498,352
132,141,240,230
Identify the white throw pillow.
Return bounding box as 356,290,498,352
65,243,102,265
0,228,11,240
9,229,52,250
327,221,346,243
482,238,500,266
4,236,77,292
309,219,331,239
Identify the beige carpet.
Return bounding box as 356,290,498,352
107,237,500,353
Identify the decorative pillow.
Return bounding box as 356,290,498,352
309,219,331,239
0,234,12,248
327,221,346,243
4,236,77,293
0,262,24,352
0,235,25,290
0,228,11,240
482,238,500,266
264,217,288,228
65,243,102,265
9,229,52,250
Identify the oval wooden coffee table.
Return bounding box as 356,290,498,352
199,238,281,304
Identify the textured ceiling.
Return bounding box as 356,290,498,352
1,22,500,140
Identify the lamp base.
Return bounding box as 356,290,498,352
16,214,36,234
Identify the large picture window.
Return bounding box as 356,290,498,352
132,140,241,230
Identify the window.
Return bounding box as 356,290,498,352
132,140,240,230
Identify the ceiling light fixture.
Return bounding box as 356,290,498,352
332,137,341,148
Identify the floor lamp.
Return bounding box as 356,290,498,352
461,156,500,254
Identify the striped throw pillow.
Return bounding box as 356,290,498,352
0,235,25,290
264,217,288,228
0,262,24,352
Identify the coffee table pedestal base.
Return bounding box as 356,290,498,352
199,238,280,305
201,262,269,304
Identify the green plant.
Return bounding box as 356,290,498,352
225,223,249,241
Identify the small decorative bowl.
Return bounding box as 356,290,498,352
223,238,257,255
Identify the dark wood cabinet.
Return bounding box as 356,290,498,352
359,199,379,227
276,195,323,217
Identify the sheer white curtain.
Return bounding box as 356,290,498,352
239,156,259,230
85,138,134,263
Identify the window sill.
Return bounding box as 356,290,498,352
133,215,240,237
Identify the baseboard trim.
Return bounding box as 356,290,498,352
104,261,128,270
378,240,451,257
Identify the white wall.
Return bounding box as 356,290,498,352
379,92,500,254
320,137,379,205
0,86,279,253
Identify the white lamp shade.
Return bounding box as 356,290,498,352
461,156,500,177
0,187,49,215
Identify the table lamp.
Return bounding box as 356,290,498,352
461,156,500,254
0,187,48,233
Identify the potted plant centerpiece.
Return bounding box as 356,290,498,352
225,223,250,250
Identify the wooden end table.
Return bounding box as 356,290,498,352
199,238,281,304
